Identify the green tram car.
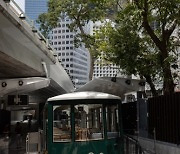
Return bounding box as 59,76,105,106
45,91,124,154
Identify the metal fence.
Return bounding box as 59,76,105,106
148,92,180,144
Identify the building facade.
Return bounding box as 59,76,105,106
49,18,90,89
25,1,90,89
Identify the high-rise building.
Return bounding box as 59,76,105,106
87,21,120,79
25,0,48,28
49,17,90,89
25,0,90,89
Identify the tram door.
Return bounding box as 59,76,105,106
48,102,122,154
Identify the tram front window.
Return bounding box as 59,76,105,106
53,105,71,142
106,104,120,139
75,104,104,141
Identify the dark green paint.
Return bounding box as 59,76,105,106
47,99,123,154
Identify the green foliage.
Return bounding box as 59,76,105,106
37,0,180,94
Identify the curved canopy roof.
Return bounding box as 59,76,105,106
48,91,120,102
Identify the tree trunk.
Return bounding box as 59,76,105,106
140,0,175,94
89,54,95,80
160,49,175,94
144,74,158,97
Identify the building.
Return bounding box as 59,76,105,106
25,0,90,89
87,21,121,79
25,0,48,28
49,17,90,89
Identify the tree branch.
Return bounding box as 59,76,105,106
141,0,163,51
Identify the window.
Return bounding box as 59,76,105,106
75,104,103,141
106,104,119,139
53,105,71,142
62,35,65,39
66,41,69,44
66,35,69,38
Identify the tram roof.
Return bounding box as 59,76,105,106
47,91,120,102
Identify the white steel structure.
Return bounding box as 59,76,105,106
49,17,90,89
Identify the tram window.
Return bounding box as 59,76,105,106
74,104,103,141
53,105,71,142
106,104,120,139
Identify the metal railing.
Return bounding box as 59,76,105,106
124,135,144,154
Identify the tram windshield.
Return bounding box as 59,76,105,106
52,102,120,142
75,104,103,141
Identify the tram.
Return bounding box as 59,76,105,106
44,91,124,154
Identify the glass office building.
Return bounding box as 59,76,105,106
25,0,48,29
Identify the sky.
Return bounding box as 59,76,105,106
14,0,25,11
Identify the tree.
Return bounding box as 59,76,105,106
95,0,180,95
37,0,180,95
95,20,161,96
131,0,180,94
37,0,112,79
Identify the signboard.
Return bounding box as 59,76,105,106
8,95,28,105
